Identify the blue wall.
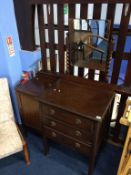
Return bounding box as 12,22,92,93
0,34,9,78
0,0,22,122
20,50,41,72
0,0,40,122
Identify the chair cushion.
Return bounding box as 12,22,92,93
0,120,23,159
0,78,14,123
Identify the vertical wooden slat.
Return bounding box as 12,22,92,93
93,4,102,19
47,4,56,72
69,4,75,75
124,52,131,85
88,4,102,80
78,3,88,77
69,4,75,20
93,4,107,82
106,4,116,82
58,4,64,73
99,71,106,82
111,4,131,84
14,0,35,50
107,4,116,39
37,4,47,70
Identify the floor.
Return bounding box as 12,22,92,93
0,133,122,175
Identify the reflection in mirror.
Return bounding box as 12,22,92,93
68,18,111,69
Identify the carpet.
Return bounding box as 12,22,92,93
0,133,122,175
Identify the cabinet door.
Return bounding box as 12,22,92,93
17,93,41,132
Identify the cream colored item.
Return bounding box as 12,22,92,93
0,120,23,159
0,78,14,122
117,99,131,175
0,78,30,164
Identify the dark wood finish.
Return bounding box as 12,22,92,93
43,117,93,143
67,18,112,82
16,93,41,132
14,1,131,87
78,4,88,77
41,24,131,36
37,5,47,71
16,73,115,175
58,4,65,73
39,75,114,175
14,0,35,50
43,126,92,155
23,142,30,165
29,0,131,4
88,122,100,175
111,4,131,84
16,71,60,132
14,0,131,145
68,4,75,75
92,4,103,81
42,104,94,131
99,71,106,82
47,4,56,72
17,125,31,165
124,52,131,86
107,4,116,40
93,4,102,19
42,42,131,60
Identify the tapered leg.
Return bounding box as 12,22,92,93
87,122,100,175
23,143,30,165
43,137,49,155
88,155,96,175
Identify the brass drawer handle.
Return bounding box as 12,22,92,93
50,121,56,127
49,109,55,115
75,143,81,148
75,130,82,137
52,132,56,137
75,118,82,125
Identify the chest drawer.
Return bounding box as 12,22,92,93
43,126,91,156
42,104,94,132
43,117,93,144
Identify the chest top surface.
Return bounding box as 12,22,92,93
38,75,115,121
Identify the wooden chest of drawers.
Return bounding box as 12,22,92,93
41,104,93,156
16,73,115,175
38,76,114,175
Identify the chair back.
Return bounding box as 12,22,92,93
0,78,14,123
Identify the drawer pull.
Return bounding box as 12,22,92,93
75,143,80,148
50,121,56,127
52,132,56,137
75,130,82,137
50,109,55,115
75,118,82,125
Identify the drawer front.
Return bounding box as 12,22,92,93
43,126,91,156
43,117,93,144
42,104,94,132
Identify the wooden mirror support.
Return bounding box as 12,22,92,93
67,18,113,82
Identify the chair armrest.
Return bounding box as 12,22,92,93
86,44,105,54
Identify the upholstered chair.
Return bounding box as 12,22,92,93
0,78,30,165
